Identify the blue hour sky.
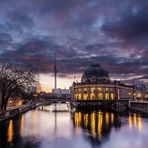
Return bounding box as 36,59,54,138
0,0,148,91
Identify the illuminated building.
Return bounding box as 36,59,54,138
71,64,145,102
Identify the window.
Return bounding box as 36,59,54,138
75,94,79,100
91,88,95,92
90,93,95,100
78,94,81,100
83,88,87,93
98,93,103,100
111,93,114,100
98,88,102,91
83,93,88,100
105,93,109,100
106,88,109,91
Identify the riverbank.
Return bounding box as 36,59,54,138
0,102,44,122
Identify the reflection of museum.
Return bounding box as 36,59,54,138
73,111,142,143
73,111,120,141
71,64,145,101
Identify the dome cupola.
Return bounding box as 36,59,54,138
81,64,111,84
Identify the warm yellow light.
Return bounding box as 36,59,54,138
79,89,81,92
74,112,79,127
91,112,96,137
74,112,82,135
98,112,103,139
91,88,95,92
78,94,82,100
20,115,25,137
105,112,109,126
138,93,141,97
83,93,88,100
98,88,102,91
83,88,88,100
98,93,102,100
7,120,13,143
111,113,114,124
134,114,137,127
128,114,132,129
138,116,142,132
105,93,109,100
106,88,109,91
111,93,114,100
90,93,95,100
84,114,88,127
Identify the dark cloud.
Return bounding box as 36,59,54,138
8,10,34,28
0,33,14,51
101,1,148,50
0,0,147,83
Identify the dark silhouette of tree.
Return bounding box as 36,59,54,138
0,61,39,110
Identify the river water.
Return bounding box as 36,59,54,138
0,104,148,148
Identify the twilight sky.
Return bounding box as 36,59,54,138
0,0,148,91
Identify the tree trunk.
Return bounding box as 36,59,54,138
3,98,9,111
0,97,9,111
0,92,6,110
1,98,5,110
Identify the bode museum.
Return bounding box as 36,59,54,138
71,64,145,102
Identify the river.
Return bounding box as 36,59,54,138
0,104,148,148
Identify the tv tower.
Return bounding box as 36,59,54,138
53,53,57,90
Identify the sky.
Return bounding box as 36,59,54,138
0,0,147,92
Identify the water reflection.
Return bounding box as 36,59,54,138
20,114,25,137
0,105,148,148
7,120,13,143
128,113,142,132
73,111,121,143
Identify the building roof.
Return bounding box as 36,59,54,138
81,64,111,84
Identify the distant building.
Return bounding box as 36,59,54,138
52,88,70,98
70,64,146,101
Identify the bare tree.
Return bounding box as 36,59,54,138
0,61,39,110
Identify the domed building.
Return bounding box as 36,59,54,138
71,64,145,102
81,64,111,84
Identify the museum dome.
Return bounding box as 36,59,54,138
81,64,111,84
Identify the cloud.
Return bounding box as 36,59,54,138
101,2,148,50
0,33,14,51
0,0,147,83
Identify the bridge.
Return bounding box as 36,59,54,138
36,98,148,113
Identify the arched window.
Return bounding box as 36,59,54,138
98,87,102,91
98,93,103,100
111,93,114,100
83,88,88,100
106,88,109,91
90,93,95,100
105,93,109,100
78,94,81,100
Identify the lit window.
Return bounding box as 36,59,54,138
98,88,102,91
105,93,109,100
83,88,87,93
111,93,114,100
91,88,95,92
78,94,81,100
90,93,95,100
106,88,109,91
83,93,88,100
98,93,102,100
138,93,141,97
